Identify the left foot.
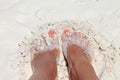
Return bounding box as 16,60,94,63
29,30,59,80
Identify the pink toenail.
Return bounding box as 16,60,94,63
31,46,39,52
86,41,90,47
48,29,55,37
81,34,86,38
63,29,69,35
73,32,78,35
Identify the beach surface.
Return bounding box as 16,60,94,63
0,0,120,80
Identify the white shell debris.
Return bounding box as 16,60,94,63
10,20,118,80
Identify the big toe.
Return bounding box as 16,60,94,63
62,29,71,57
48,36,60,57
30,45,42,61
62,29,71,42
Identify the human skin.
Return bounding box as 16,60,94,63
29,31,99,80
29,44,98,80
65,44,99,80
29,49,59,80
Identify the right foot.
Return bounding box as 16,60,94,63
62,30,99,80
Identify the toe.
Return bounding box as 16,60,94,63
51,36,59,46
48,36,60,50
71,32,89,47
48,29,56,37
71,32,81,43
62,29,71,42
62,29,71,58
30,45,43,71
47,30,59,50
30,45,42,61
30,45,41,53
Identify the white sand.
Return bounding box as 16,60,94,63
0,0,120,80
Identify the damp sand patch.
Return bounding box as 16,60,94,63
10,20,119,80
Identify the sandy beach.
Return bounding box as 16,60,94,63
0,0,120,80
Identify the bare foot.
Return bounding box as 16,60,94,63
29,33,59,80
62,31,99,80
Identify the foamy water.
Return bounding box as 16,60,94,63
10,20,119,80
0,0,120,80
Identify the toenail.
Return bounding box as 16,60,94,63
31,46,39,52
86,41,90,46
48,29,55,37
63,29,69,35
81,34,85,38
73,32,78,35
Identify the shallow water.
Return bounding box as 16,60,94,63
10,20,119,80
0,0,120,80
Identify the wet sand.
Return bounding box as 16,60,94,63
1,0,120,79
10,21,119,80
